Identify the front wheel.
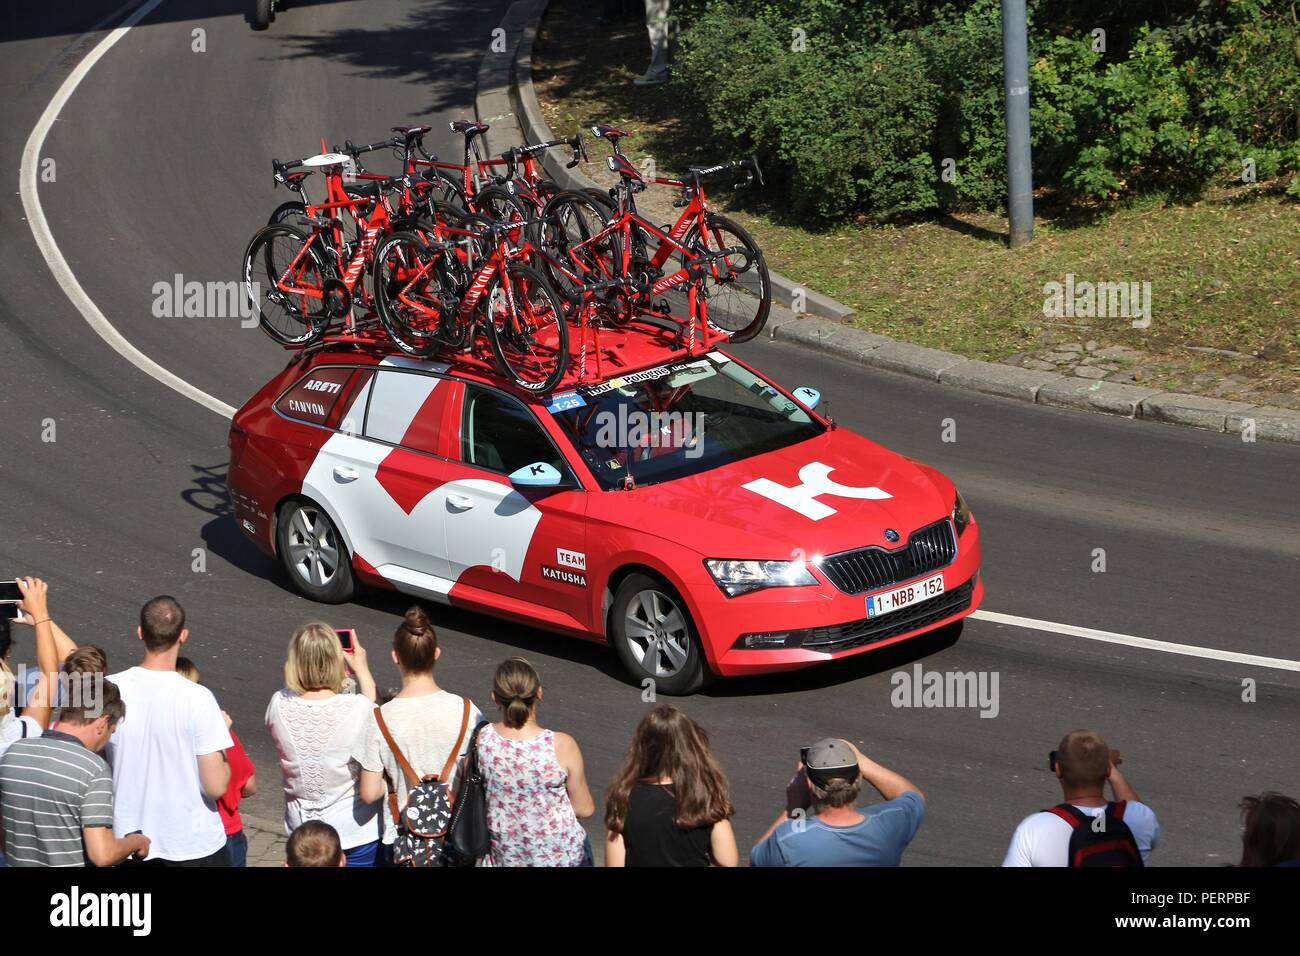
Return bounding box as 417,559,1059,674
276,499,356,603
486,264,569,395
242,224,329,345
610,573,711,695
373,231,456,356
683,215,769,343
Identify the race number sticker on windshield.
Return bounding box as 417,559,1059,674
547,391,586,414
866,574,944,619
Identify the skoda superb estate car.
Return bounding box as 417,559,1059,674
228,344,983,694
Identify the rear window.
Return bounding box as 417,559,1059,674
274,366,355,427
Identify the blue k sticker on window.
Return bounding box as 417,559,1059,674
547,391,586,413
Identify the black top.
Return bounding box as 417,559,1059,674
623,782,714,867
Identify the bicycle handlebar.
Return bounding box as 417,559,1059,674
272,158,303,187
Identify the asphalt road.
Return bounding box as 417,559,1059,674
2,0,1297,867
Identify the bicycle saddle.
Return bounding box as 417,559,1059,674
392,125,432,139
607,154,643,182
591,125,629,142
450,120,489,136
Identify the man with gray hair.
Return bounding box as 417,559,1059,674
750,738,925,866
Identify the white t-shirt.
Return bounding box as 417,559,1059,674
0,715,42,760
354,690,480,845
1002,801,1160,866
265,689,381,850
107,667,233,862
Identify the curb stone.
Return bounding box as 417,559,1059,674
1138,393,1259,433
1038,378,1162,418
481,1,1300,445
1226,409,1300,443
939,360,1063,402
858,342,967,382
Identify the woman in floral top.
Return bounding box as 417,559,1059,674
476,658,595,866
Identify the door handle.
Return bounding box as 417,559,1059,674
333,466,360,483
446,493,475,511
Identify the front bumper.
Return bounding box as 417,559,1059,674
694,521,984,676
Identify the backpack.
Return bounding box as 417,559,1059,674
374,699,471,868
1046,801,1144,867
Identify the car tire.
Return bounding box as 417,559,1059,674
610,573,712,696
276,498,356,604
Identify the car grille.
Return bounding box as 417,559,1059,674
798,578,974,652
817,519,957,595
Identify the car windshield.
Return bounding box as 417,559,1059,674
548,354,825,490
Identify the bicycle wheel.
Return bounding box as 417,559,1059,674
472,184,530,225
418,170,467,215
267,200,305,227
242,224,329,346
487,263,569,395
682,214,770,343
537,190,620,301
373,231,455,356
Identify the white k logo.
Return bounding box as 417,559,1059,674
742,461,892,520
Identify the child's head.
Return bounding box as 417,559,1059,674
286,821,344,867
175,656,200,684
64,645,109,677
0,617,13,720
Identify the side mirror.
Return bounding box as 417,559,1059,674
509,462,565,488
792,386,822,410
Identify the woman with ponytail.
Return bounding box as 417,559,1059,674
355,606,482,866
476,657,595,866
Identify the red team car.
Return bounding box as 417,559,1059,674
228,341,983,694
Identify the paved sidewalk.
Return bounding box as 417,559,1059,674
244,821,288,868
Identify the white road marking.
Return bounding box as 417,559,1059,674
20,0,237,420
21,2,1299,681
971,609,1300,672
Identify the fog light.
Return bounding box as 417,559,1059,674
737,632,799,649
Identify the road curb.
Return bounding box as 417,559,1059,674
479,1,1300,445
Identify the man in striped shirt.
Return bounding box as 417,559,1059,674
0,679,149,867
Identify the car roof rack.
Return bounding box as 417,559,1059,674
286,317,732,400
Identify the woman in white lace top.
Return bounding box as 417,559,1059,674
265,623,383,866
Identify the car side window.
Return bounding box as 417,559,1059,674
364,370,446,454
463,386,570,479
274,366,355,427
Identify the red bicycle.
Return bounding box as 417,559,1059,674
372,215,570,394
243,152,415,345
565,124,771,342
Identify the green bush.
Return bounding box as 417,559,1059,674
672,0,1300,221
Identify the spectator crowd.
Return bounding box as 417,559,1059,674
1,577,1297,869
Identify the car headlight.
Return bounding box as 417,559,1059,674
952,490,972,536
704,559,817,597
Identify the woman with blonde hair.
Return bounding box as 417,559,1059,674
605,705,738,867
476,657,595,866
265,622,382,866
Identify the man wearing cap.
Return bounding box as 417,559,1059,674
750,738,925,867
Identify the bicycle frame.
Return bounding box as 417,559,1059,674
565,209,729,354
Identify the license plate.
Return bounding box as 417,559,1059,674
866,574,944,619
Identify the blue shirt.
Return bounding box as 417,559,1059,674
750,791,924,867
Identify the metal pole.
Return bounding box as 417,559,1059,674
1001,0,1033,246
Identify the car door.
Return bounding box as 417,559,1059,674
302,365,458,594
438,384,591,630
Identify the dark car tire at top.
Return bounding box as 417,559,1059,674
252,0,272,30
276,498,356,604
610,573,713,696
